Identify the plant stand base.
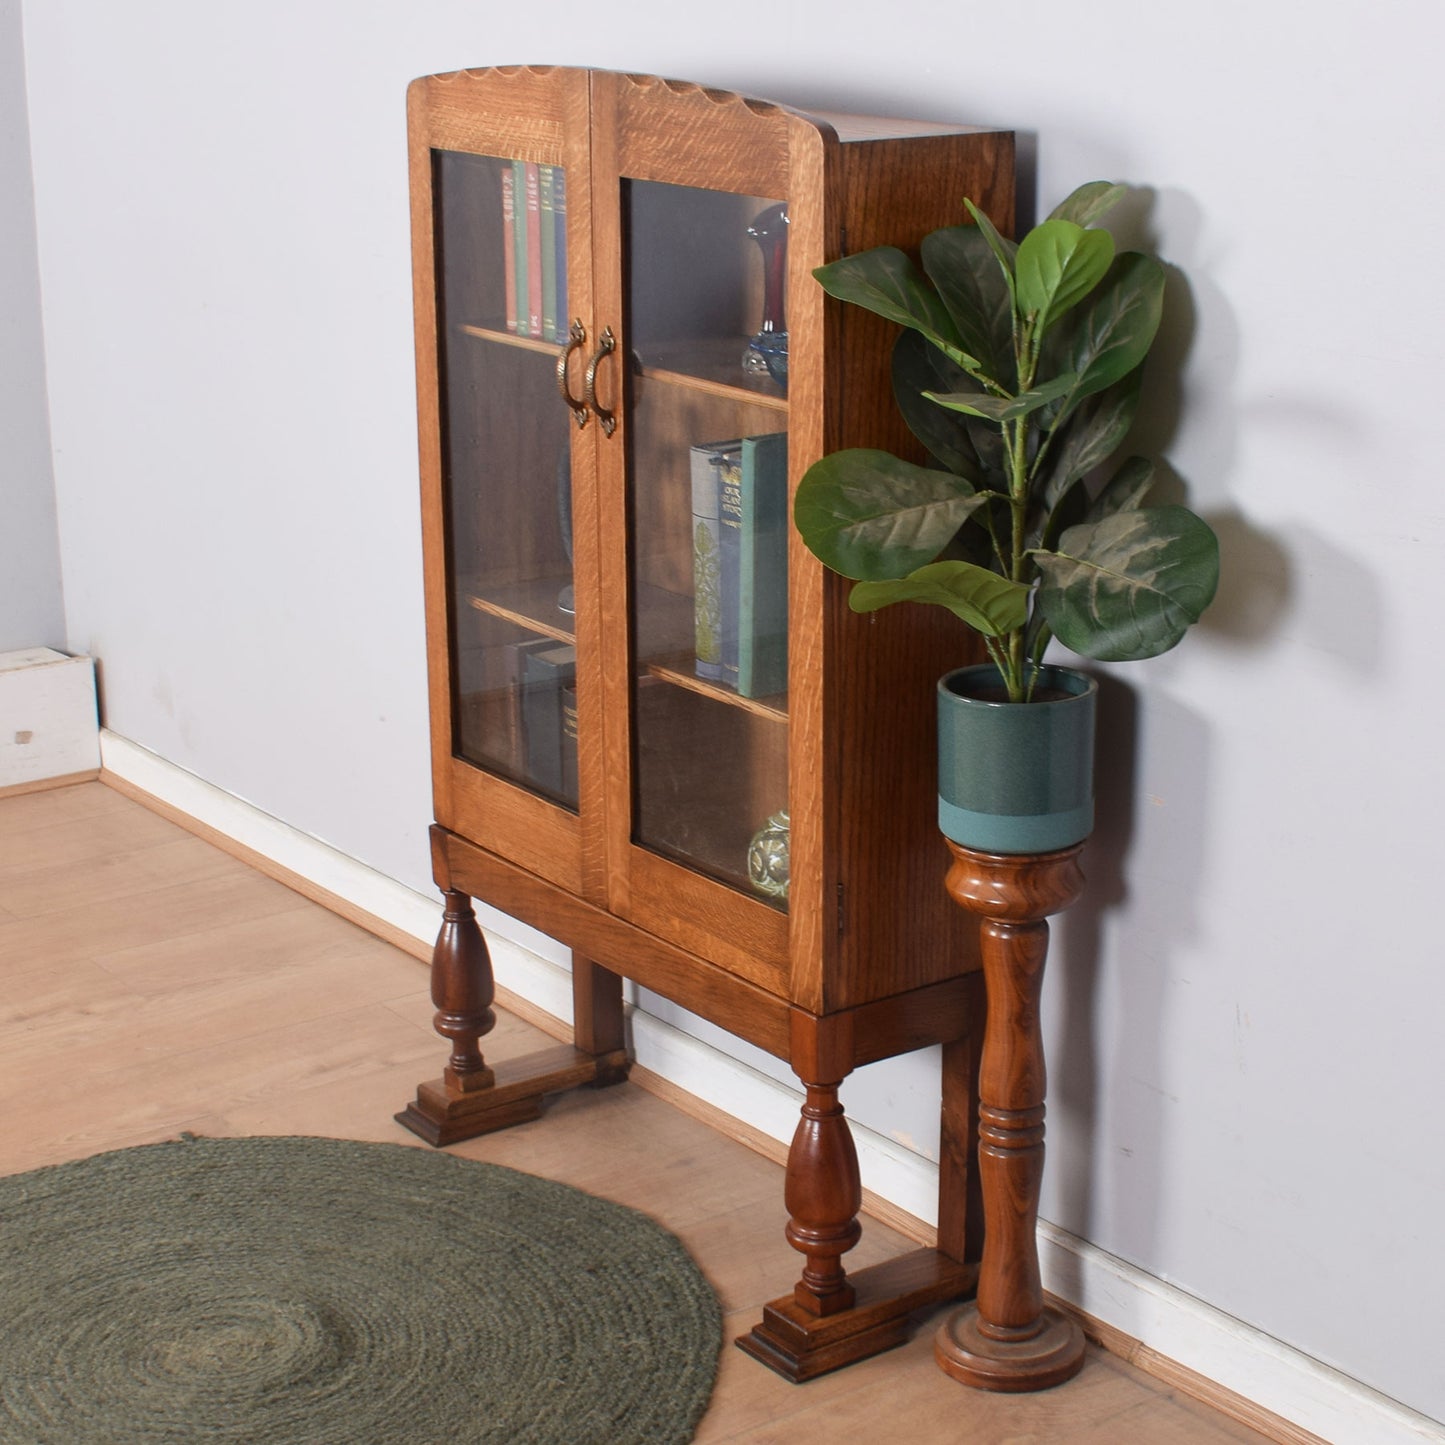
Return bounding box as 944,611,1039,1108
935,1302,1084,1392
738,1248,979,1382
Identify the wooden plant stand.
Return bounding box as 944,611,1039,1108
934,841,1087,1392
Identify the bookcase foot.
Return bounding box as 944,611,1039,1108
737,1248,979,1383
395,1043,632,1147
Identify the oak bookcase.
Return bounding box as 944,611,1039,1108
398,64,1014,1380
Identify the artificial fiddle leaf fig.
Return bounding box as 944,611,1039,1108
926,372,1078,423
794,180,1219,700
1032,506,1220,661
1015,220,1115,336
849,561,1029,637
1047,180,1127,228
1088,455,1155,521
1034,368,1143,509
1042,252,1166,422
891,331,983,481
812,248,976,373
921,225,1016,386
792,449,990,581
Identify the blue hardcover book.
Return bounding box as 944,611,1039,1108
737,433,789,698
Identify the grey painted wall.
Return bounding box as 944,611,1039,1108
0,0,62,652
18,0,1445,1425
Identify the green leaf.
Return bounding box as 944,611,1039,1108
849,560,1030,637
1088,456,1155,520
963,199,1018,297
1033,367,1143,515
813,249,974,368
921,225,1016,387
1015,220,1115,334
891,331,982,481
1041,252,1165,423
1032,476,1090,553
927,371,1077,422
1033,505,1220,660
794,449,989,581
1047,181,1128,228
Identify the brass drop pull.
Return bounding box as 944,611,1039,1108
584,327,617,437
556,319,589,429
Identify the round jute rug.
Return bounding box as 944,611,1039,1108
0,1134,722,1444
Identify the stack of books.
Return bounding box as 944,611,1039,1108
500,160,567,342
691,433,789,700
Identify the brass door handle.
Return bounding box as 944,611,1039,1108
556,319,589,429
584,327,617,438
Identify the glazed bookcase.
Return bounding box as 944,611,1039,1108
397,64,1015,1380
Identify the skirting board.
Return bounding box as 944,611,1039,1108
96,730,1442,1445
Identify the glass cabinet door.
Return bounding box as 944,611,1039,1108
623,180,792,907
433,150,580,811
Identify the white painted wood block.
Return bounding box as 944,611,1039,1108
0,648,101,788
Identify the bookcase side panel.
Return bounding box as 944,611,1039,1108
820,129,1016,1012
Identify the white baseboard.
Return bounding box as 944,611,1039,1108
97,729,1442,1445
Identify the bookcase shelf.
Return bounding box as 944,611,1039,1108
458,322,561,356
645,655,788,722
462,577,576,644
403,64,1016,1381
635,339,789,412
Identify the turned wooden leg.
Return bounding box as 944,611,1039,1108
737,1015,981,1383
935,842,1087,1392
432,889,497,1093
396,892,632,1147
785,1078,862,1316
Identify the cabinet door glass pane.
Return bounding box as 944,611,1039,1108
434,150,578,810
624,179,790,905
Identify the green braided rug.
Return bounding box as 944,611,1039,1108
0,1134,722,1444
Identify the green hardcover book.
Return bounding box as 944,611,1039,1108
691,439,742,683
539,165,557,343
737,433,789,698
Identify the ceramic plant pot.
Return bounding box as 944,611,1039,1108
936,663,1097,855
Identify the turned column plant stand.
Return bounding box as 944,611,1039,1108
933,841,1087,1390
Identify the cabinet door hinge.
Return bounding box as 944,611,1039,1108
837,883,846,937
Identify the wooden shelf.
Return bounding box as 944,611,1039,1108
635,338,788,412
458,323,560,355
461,576,576,644
645,655,787,722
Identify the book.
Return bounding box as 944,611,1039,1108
539,165,557,342
511,160,529,337
501,635,555,781
521,641,576,801
524,161,543,338
500,164,517,334
691,434,788,696
691,440,742,683
560,679,579,805
737,433,789,698
551,167,567,337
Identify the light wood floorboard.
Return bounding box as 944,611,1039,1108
0,782,1276,1443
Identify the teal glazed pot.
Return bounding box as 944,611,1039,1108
937,664,1097,855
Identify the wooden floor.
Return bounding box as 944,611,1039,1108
0,780,1276,1444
